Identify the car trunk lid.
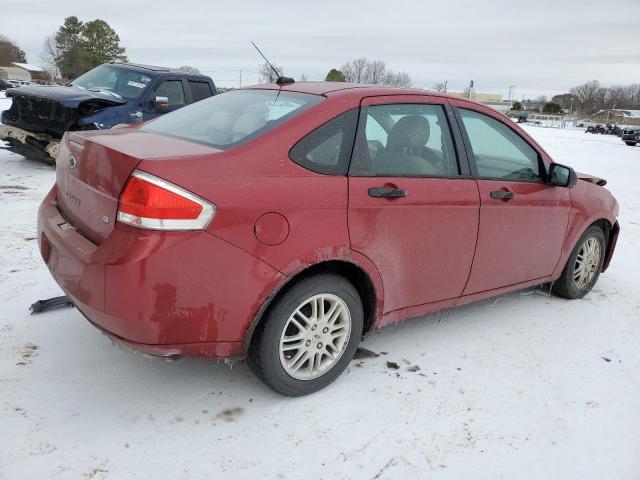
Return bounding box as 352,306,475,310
55,129,220,244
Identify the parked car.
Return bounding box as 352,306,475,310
0,78,14,91
37,83,620,396
1,63,216,163
621,126,640,146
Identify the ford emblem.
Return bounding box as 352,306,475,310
68,155,77,170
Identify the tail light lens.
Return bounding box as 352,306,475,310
117,170,215,230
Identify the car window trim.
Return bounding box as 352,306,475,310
348,101,472,179
451,106,548,183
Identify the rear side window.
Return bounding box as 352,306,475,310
141,89,323,149
289,109,358,175
350,103,459,177
189,81,214,102
458,109,543,182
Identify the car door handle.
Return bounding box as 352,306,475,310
368,187,407,198
490,190,514,200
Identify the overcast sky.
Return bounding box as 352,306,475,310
3,0,639,98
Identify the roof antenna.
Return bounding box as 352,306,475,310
251,41,294,86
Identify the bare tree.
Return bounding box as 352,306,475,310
433,82,446,92
259,62,282,83
40,34,61,80
341,58,368,83
383,71,412,87
341,57,412,87
570,80,601,113
365,60,386,84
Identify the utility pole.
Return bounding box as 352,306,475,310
239,69,242,88
508,85,516,103
443,80,448,93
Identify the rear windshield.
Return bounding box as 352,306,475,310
141,89,323,149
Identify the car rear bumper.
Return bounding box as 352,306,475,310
38,186,284,359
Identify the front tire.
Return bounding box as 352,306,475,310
552,226,606,299
625,141,637,146
247,274,363,396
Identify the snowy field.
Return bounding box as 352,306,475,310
1,94,639,479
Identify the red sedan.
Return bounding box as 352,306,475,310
38,82,619,395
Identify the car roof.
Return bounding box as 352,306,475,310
244,81,474,103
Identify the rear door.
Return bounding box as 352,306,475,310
348,95,480,313
187,79,215,103
450,101,571,294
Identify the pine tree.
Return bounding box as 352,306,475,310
325,69,346,82
52,16,128,79
81,19,128,69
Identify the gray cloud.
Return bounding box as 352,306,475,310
2,0,639,97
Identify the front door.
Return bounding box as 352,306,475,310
348,97,480,313
452,105,571,294
143,78,188,120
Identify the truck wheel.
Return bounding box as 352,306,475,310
552,226,606,299
247,274,363,396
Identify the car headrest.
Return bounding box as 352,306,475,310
387,115,430,150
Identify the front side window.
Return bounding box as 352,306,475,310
350,103,459,177
458,109,543,182
141,89,323,149
71,65,152,100
155,80,186,107
289,109,358,175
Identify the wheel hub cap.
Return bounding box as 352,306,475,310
573,237,601,289
279,293,351,381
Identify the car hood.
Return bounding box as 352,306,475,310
577,172,607,187
6,85,127,108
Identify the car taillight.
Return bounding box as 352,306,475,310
117,170,215,230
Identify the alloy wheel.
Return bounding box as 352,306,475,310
279,293,351,381
573,237,602,289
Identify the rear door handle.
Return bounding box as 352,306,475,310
490,190,514,200
368,187,407,198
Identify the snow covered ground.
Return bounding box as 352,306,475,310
1,105,639,479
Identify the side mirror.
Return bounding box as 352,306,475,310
548,163,577,188
154,96,169,112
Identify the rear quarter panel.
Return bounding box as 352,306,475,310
137,91,386,320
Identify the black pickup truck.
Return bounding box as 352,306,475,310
1,63,216,163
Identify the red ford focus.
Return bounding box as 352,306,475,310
38,82,619,395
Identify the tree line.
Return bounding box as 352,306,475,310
6,22,414,88
561,80,640,114
260,58,413,87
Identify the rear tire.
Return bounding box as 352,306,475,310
247,274,363,396
625,141,637,146
552,226,606,299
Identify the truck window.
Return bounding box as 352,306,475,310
189,81,214,102
155,80,186,107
